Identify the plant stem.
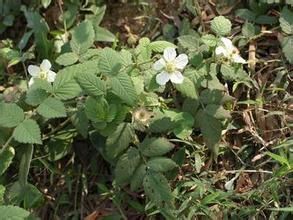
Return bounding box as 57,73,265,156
0,135,13,155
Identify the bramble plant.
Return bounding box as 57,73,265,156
0,0,292,219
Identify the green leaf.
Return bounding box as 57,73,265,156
13,119,42,144
106,123,135,159
0,146,15,176
267,207,293,212
76,72,106,97
70,20,95,55
6,182,43,209
255,15,277,25
0,205,30,219
143,170,174,208
0,103,24,128
30,78,53,93
53,71,81,100
37,97,66,119
41,0,51,8
266,152,290,168
200,89,231,105
205,104,231,119
0,185,4,205
280,7,293,35
196,110,222,153
175,77,198,99
95,26,116,42
114,147,141,186
282,36,293,64
91,5,106,26
135,37,151,62
235,9,256,22
220,64,237,81
201,34,218,47
149,41,176,52
173,112,194,139
110,73,137,106
147,157,178,172
242,22,261,38
56,52,79,66
130,164,147,191
211,16,232,36
99,47,123,75
139,137,174,157
25,89,48,106
178,35,201,51
71,108,89,138
149,113,175,133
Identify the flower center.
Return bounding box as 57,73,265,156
39,71,47,80
165,62,176,73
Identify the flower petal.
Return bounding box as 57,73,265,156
156,71,170,85
163,47,176,62
215,46,228,57
169,71,184,84
40,59,52,72
153,58,166,71
28,65,40,77
232,54,246,64
174,54,188,69
28,78,35,87
221,37,234,53
47,70,56,82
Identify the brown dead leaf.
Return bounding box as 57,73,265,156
84,210,112,220
235,173,254,193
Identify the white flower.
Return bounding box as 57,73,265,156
215,37,246,64
27,59,56,87
153,47,188,86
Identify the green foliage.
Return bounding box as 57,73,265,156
0,103,24,128
76,72,106,97
12,119,42,144
211,16,232,36
0,1,291,218
70,20,95,55
0,146,15,176
130,164,147,191
110,73,137,105
99,47,123,75
25,89,48,106
0,185,4,205
37,97,67,119
139,137,174,157
196,109,222,153
148,41,176,52
53,71,81,100
114,147,141,186
7,182,43,209
280,7,293,35
105,123,135,159
56,52,79,66
147,157,178,172
143,170,174,208
0,205,30,219
281,36,293,63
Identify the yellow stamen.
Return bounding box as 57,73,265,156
165,62,176,73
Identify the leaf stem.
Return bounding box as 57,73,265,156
0,135,13,155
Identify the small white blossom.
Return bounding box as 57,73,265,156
215,37,246,64
153,47,188,86
27,59,56,87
